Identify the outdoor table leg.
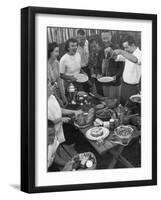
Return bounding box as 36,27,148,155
110,147,135,168
117,154,135,168
107,146,124,169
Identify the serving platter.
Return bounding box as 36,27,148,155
75,73,89,83
114,125,133,139
97,76,114,83
86,127,109,141
130,94,141,103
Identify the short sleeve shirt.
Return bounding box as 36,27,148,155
123,48,141,84
116,48,141,84
59,52,81,76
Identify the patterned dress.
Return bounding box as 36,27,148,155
48,59,66,107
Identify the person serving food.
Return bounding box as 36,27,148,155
97,30,124,100
112,35,141,106
47,85,83,169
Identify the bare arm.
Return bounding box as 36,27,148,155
50,108,82,124
120,50,139,63
61,108,82,116
114,49,140,64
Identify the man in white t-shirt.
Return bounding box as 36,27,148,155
60,38,81,87
113,35,141,105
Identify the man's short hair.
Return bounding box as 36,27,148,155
122,34,136,46
101,29,112,35
77,29,86,35
64,38,78,52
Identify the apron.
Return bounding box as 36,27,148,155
48,95,66,167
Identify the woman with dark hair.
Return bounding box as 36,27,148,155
48,42,68,107
60,38,81,85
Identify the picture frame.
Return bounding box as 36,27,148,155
21,6,157,193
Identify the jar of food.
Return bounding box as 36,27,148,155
103,121,110,128
83,94,88,104
79,97,84,106
109,118,115,130
68,83,76,104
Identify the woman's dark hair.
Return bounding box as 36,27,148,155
64,38,78,52
89,38,98,45
77,29,85,35
48,42,59,59
122,35,136,46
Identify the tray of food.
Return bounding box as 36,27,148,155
74,108,95,128
95,107,116,121
86,127,109,141
104,98,118,109
71,152,97,171
95,104,105,110
114,125,134,139
109,125,134,146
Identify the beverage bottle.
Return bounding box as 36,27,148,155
109,118,115,130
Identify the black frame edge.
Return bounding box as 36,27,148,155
152,14,157,185
20,6,157,193
21,7,30,193
23,6,157,19
21,6,36,193
21,6,37,193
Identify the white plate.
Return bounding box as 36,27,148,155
74,73,89,83
97,76,114,83
130,94,141,103
86,127,109,141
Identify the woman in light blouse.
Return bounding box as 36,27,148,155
48,42,68,107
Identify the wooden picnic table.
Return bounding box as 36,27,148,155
79,125,141,168
66,99,141,169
